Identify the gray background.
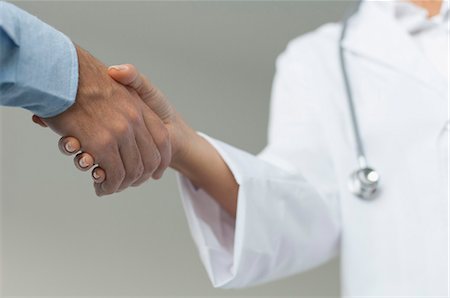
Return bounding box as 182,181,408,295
1,1,349,296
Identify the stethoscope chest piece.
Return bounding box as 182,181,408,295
348,167,380,200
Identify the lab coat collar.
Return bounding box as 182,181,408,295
375,0,449,33
341,1,447,95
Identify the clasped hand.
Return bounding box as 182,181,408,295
33,46,178,196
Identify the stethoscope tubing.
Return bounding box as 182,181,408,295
338,0,367,169
339,0,380,199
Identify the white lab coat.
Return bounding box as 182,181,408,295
177,2,449,296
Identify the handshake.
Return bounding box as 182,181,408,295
33,46,195,196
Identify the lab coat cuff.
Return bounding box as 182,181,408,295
176,133,294,288
176,133,238,287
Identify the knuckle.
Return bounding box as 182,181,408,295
127,109,141,126
115,121,131,136
98,134,114,149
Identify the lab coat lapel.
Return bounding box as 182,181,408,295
341,2,447,96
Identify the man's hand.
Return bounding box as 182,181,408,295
33,47,172,196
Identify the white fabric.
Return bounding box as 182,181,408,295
176,1,449,296
374,0,449,79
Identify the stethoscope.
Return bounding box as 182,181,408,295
339,0,380,200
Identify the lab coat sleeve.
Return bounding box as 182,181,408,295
177,37,341,288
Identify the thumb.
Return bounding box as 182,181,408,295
32,114,48,127
108,64,139,86
108,64,173,122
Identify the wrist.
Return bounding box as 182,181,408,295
169,114,200,171
75,45,112,102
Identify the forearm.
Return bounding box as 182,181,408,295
171,118,238,218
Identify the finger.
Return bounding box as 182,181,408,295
141,105,171,180
94,181,103,197
92,167,106,184
117,132,144,191
74,152,95,171
96,145,125,196
58,136,81,155
131,122,160,186
93,167,107,196
32,115,48,127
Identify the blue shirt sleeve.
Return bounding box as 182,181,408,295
0,1,78,118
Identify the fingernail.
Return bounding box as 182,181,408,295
79,157,89,168
65,142,74,153
109,65,127,71
93,171,100,179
